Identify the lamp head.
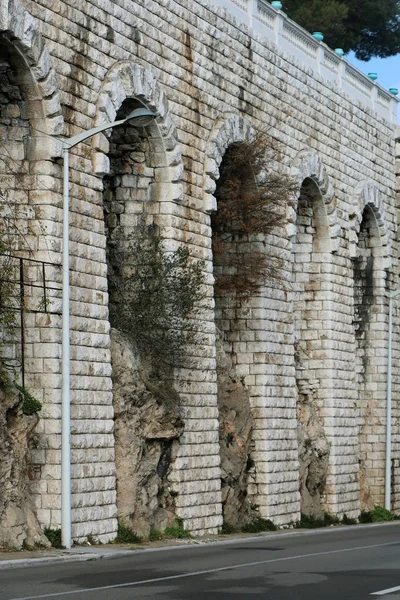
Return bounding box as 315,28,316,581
125,108,156,127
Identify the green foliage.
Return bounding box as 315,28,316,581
164,517,191,539
14,383,42,415
220,521,238,534
44,528,62,549
110,226,205,370
359,506,394,523
298,512,340,529
0,235,18,388
149,528,164,541
115,523,143,544
283,0,400,60
342,514,358,525
241,517,277,533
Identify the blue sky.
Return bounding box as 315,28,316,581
348,52,400,120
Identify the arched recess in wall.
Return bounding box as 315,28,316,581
0,0,64,160
92,61,186,538
204,113,279,526
290,151,338,518
0,0,64,378
0,0,65,545
349,180,391,511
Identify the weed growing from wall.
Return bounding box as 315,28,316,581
110,226,205,370
0,191,19,388
212,132,297,301
14,383,42,415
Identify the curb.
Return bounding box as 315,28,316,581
1,521,400,570
0,550,136,570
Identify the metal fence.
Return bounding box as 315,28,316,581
0,254,62,386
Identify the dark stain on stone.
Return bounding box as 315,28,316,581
157,440,173,478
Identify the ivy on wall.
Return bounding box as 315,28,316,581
0,191,19,388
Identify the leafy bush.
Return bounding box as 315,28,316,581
14,383,42,415
44,528,62,549
115,523,143,544
149,528,163,541
110,226,205,370
342,514,358,525
298,512,340,529
241,517,277,533
360,506,393,523
164,517,191,539
220,521,238,534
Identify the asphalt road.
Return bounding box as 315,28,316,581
2,523,400,599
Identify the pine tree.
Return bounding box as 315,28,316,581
283,0,400,60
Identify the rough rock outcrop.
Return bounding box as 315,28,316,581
0,388,49,549
111,329,184,537
216,330,257,527
297,382,330,518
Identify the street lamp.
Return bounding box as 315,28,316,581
385,288,400,511
60,107,156,548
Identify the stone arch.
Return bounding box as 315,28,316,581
350,181,390,510
91,61,183,205
290,150,339,251
0,0,64,158
290,151,342,518
92,61,194,537
0,0,65,547
204,112,303,526
348,180,391,268
203,113,254,213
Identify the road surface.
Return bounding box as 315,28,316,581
1,523,400,599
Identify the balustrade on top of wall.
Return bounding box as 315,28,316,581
215,0,399,124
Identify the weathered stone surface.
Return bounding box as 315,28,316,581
0,388,49,549
216,329,258,527
111,329,184,537
0,0,398,542
296,381,330,518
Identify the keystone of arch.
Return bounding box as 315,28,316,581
290,150,340,251
348,180,391,268
203,113,254,213
91,61,183,202
0,0,64,158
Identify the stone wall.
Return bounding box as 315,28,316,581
0,0,398,541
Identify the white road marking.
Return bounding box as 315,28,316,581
8,540,399,600
371,585,400,595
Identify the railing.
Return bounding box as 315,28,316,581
214,0,399,124
0,254,62,386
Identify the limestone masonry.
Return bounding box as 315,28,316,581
0,0,399,544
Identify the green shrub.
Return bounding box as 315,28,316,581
298,512,339,529
14,383,42,415
110,227,205,370
241,517,277,533
342,514,358,525
220,521,238,534
164,517,191,539
115,523,143,544
149,528,163,541
44,528,62,549
360,506,393,523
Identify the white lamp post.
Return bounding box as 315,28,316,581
60,107,156,548
385,288,400,511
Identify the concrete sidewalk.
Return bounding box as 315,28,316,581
0,535,228,570
1,522,396,570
